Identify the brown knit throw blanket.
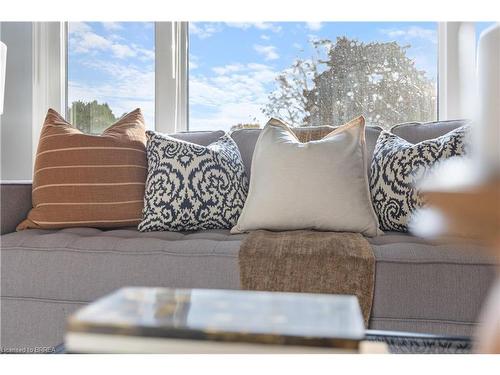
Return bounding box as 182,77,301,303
239,230,375,325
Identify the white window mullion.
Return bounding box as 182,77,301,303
438,22,476,120
178,21,189,131
32,22,66,162
155,21,188,134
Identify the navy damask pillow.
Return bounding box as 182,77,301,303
138,131,248,232
369,126,469,232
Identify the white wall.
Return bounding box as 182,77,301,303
0,22,34,181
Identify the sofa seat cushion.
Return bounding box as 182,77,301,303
1,228,243,303
368,232,497,334
1,228,497,336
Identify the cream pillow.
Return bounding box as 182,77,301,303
231,116,382,237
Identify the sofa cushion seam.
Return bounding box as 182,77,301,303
1,295,89,305
370,316,476,325
375,259,496,266
1,246,239,257
2,233,243,242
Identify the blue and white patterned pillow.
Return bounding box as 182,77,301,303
138,131,248,232
369,126,469,232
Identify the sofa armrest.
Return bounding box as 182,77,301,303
1,181,32,235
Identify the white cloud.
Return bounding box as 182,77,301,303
253,22,282,32
69,22,91,34
136,47,155,61
260,34,270,40
212,63,244,75
69,23,153,60
74,32,111,52
108,33,125,42
189,63,278,131
80,60,153,88
305,22,322,31
247,62,274,71
188,22,283,40
189,54,200,70
101,22,123,31
111,44,137,59
226,22,282,33
225,22,250,30
379,26,437,44
189,23,222,39
253,44,279,60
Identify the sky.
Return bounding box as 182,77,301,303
69,21,489,132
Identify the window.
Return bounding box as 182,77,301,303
64,22,475,134
67,22,155,133
189,22,438,131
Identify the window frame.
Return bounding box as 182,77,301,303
34,21,479,141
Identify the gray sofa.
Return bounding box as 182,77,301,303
1,119,498,350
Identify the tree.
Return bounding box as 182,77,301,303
68,100,117,134
262,58,317,125
263,37,436,129
230,123,261,132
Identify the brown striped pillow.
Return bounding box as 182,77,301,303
17,108,147,230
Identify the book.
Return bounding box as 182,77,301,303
66,287,365,354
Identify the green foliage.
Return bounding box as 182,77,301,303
68,100,117,134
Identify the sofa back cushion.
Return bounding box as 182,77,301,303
17,108,148,230
231,125,382,179
390,119,471,144
170,130,226,146
229,120,470,179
